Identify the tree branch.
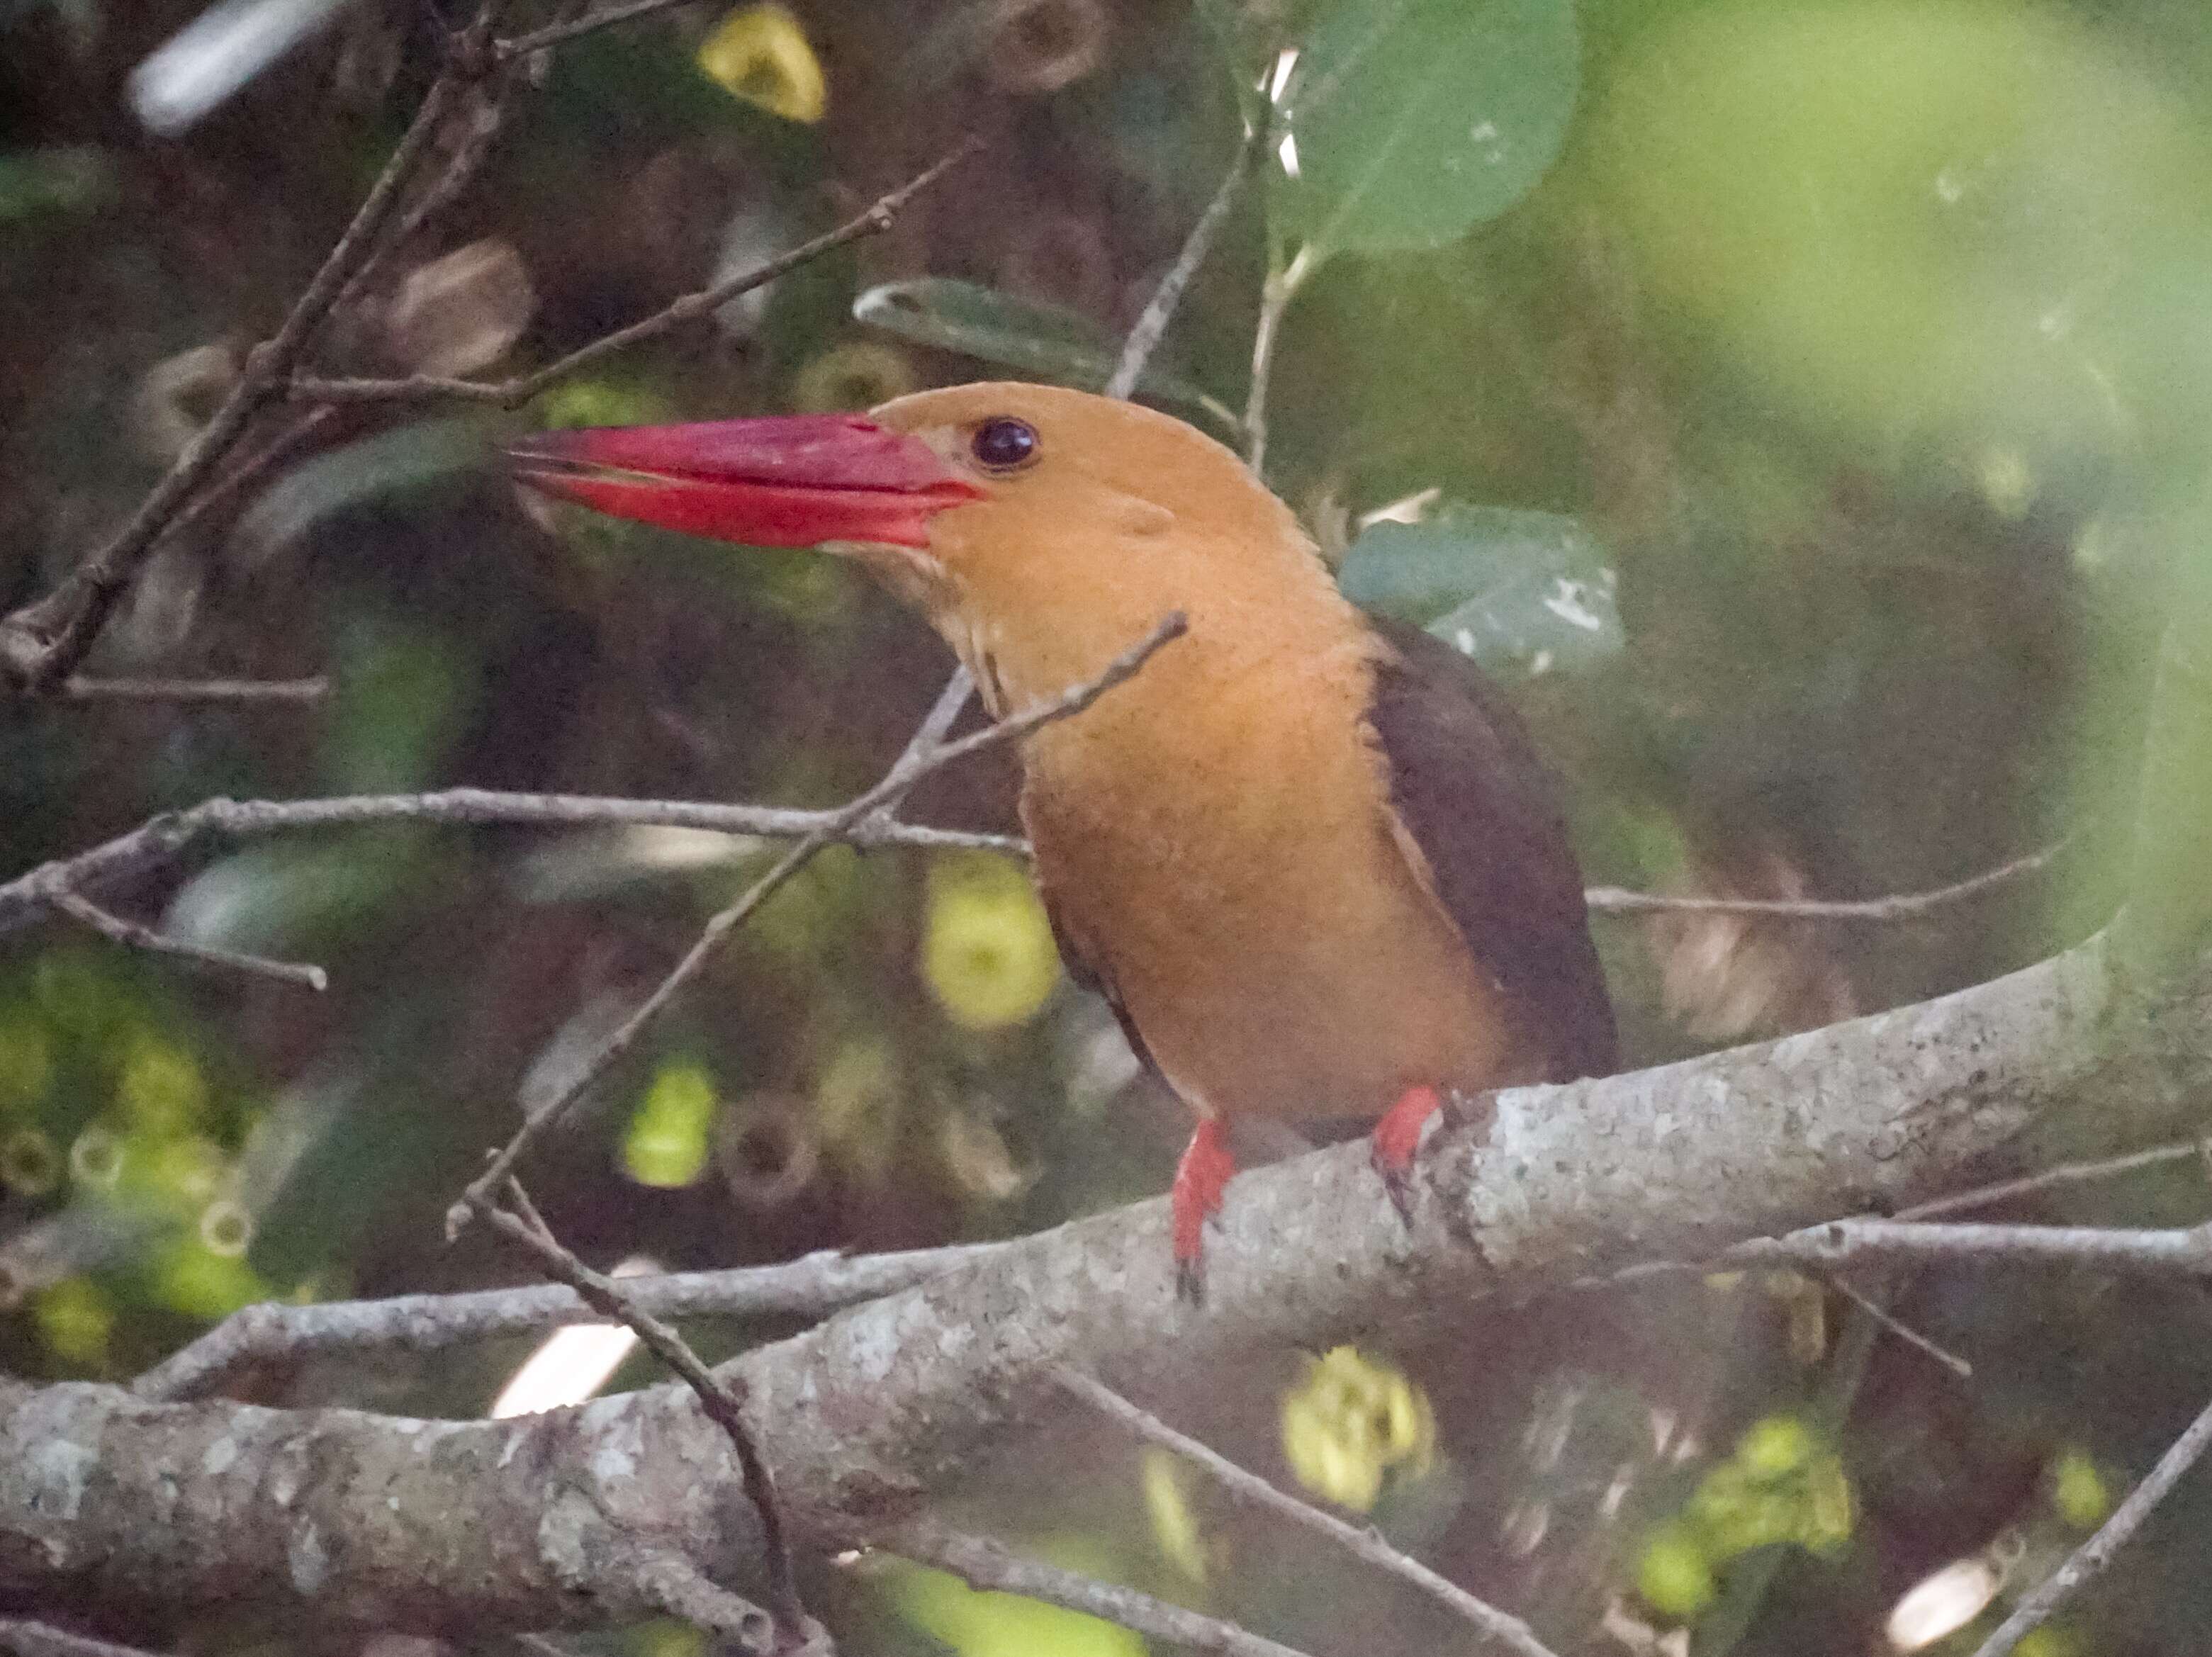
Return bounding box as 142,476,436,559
5,931,2206,1636
0,6,500,695
57,676,330,704
286,145,979,414
1967,1388,2212,1657
879,1522,1319,1657
133,1242,1006,1403
471,1179,815,1654
1584,835,2072,922
47,889,328,992
0,787,1021,945
1056,1369,1563,1657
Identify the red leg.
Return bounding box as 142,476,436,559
1171,1118,1237,1304
1370,1084,1444,1223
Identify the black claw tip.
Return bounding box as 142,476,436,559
1176,1257,1207,1306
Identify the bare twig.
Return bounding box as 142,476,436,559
59,675,330,704
475,1178,814,1653
133,1242,1006,1402
1585,836,2072,921
1106,133,1256,402
1244,245,1311,474
1735,1218,2212,1277
0,1620,169,1657
1819,1274,1972,1379
287,145,979,412
1967,1390,2212,1657
498,0,699,58
0,6,498,695
0,787,1020,945
330,77,512,319
881,1522,1319,1657
48,889,327,991
625,1549,778,1651
447,612,1186,1235
1899,1140,2212,1220
1055,1368,1565,1657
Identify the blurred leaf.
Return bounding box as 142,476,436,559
893,1543,1146,1657
1594,1,2212,465
790,339,919,412
1140,1448,1208,1583
622,1060,718,1189
31,1276,113,1368
922,855,1062,1033
237,419,494,562
697,3,826,123
0,146,111,221
853,279,1238,432
148,1234,269,1320
1336,504,1622,677
1280,1345,1435,1512
1637,1519,1719,1620
0,1126,62,1197
1275,0,1578,257
2049,1446,2111,1529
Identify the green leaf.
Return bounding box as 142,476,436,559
852,279,1239,433
1337,504,1620,677
1276,0,1578,257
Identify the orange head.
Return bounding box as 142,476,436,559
510,382,1342,713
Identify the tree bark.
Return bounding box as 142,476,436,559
4,932,2206,1636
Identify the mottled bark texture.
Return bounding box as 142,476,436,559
5,933,2208,1636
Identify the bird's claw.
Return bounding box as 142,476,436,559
1172,1118,1237,1305
1370,1083,1444,1228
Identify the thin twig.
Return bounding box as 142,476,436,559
133,1242,1006,1402
1967,1390,2212,1657
0,1620,169,1657
1055,1368,1564,1657
1585,836,2072,921
1899,1140,2212,1220
288,145,979,412
48,889,327,991
475,1178,815,1652
499,0,698,58
0,787,1020,945
1735,1218,2212,1277
59,675,330,704
626,1550,779,1653
446,612,1186,1235
1106,134,1256,401
1821,1274,1972,1379
0,7,498,694
1244,245,1311,474
330,76,511,320
881,1522,1320,1657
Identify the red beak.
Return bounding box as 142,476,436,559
507,415,984,549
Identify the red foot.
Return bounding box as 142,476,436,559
1370,1084,1445,1224
1172,1118,1238,1304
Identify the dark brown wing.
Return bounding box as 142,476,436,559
1365,614,1618,1080
1032,859,1164,1085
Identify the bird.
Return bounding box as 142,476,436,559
508,381,1617,1298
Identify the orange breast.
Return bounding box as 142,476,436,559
1020,624,1537,1123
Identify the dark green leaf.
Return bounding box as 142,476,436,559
1338,504,1620,675
1276,0,1578,257
852,279,1239,432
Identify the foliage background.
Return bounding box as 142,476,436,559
4,0,2212,1652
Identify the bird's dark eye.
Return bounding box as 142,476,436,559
970,417,1040,471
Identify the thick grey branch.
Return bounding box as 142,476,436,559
6,934,2208,1636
